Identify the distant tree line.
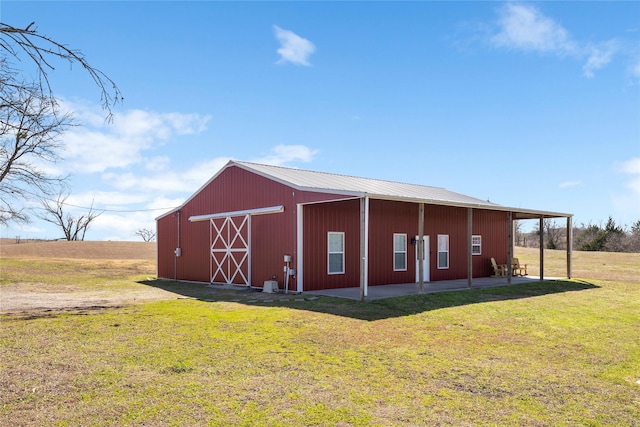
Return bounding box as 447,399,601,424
515,217,640,253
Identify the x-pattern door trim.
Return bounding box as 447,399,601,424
210,215,250,285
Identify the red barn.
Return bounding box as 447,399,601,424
156,161,572,294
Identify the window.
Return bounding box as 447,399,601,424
393,234,407,271
328,232,345,274
472,235,482,255
437,234,449,269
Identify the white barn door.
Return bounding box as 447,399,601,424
210,215,250,286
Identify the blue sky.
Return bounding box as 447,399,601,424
2,1,639,241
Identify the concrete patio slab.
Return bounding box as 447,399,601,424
305,276,558,301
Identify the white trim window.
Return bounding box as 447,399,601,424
328,232,345,274
393,233,407,271
437,234,449,269
472,235,482,255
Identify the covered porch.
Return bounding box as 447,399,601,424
353,195,572,301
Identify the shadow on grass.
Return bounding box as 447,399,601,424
138,279,600,321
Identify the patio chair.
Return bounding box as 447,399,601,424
512,258,528,276
490,258,507,277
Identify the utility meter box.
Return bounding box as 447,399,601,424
263,280,279,293
174,247,182,257
283,255,291,263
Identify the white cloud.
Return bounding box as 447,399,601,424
62,105,211,173
252,144,319,166
85,146,318,240
492,4,577,55
619,157,640,197
145,156,171,171
181,157,234,190
611,157,640,221
101,144,318,196
583,41,618,78
93,211,157,241
620,157,640,175
273,25,316,66
559,180,582,189
490,4,629,79
68,191,154,208
102,157,231,194
630,60,640,81
19,99,319,240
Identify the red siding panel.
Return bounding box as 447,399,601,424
302,199,361,291
368,200,418,286
422,205,509,281
156,212,178,279
472,209,510,277
299,199,510,290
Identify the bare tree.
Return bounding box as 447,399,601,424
36,192,102,241
0,21,121,224
543,219,563,249
0,80,73,224
531,219,565,249
134,228,156,242
514,220,524,246
0,22,122,119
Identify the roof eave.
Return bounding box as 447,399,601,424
364,193,572,219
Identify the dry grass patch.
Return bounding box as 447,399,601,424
0,257,163,314
0,239,155,260
515,246,640,282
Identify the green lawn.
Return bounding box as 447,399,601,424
1,252,639,426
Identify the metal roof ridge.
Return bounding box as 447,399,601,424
233,160,449,191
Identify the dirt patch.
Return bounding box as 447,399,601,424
0,282,181,317
1,240,163,315
0,239,155,260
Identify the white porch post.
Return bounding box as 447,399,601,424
507,212,513,284
359,197,369,301
418,203,425,293
539,216,545,281
567,216,573,279
296,204,303,293
467,208,473,288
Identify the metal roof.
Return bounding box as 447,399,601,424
157,160,572,220
233,161,500,208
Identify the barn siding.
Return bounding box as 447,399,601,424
299,200,509,291
157,166,299,287
365,202,509,285
156,212,178,280
302,199,361,291
156,165,355,289
471,209,510,277
367,200,418,286
158,163,511,290
422,205,508,281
